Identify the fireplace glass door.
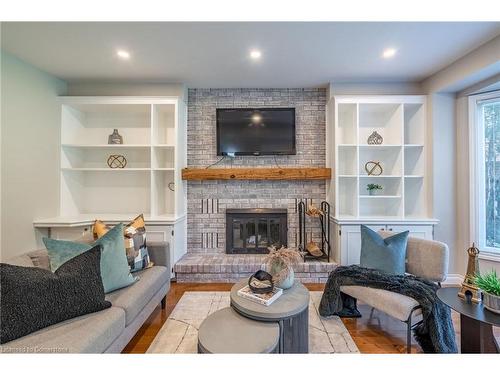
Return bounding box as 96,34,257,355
226,209,287,254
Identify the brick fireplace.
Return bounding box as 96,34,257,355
174,88,337,282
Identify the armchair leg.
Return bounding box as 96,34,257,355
405,306,420,354
406,314,412,353
161,295,167,310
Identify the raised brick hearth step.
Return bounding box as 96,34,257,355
174,253,338,283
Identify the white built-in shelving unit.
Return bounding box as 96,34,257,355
34,97,188,272
330,96,429,219
326,95,437,265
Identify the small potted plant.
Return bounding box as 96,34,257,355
474,270,500,314
366,183,383,196
264,246,302,289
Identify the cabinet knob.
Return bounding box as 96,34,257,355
230,174,235,179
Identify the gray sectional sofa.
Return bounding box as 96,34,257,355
1,242,170,353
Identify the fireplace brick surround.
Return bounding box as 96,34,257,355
174,88,337,282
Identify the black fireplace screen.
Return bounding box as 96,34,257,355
226,209,287,254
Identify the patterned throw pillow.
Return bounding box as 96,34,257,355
93,214,153,272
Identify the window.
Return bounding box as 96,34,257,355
470,91,500,255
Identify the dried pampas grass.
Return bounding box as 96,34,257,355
264,246,302,283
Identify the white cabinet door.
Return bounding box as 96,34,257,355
145,225,174,275
385,225,433,239
340,224,386,265
51,226,93,241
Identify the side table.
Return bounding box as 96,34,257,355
437,287,500,353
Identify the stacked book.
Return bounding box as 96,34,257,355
237,280,283,306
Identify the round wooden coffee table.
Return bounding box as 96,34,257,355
437,287,500,353
230,279,310,353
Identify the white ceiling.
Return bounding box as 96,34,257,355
2,22,500,87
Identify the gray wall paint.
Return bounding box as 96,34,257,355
1,51,67,260
187,88,326,253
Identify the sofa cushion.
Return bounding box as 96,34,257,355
4,254,34,267
0,246,111,344
0,307,125,353
27,249,51,270
106,266,169,325
340,285,422,322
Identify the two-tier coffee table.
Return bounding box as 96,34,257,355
230,279,310,353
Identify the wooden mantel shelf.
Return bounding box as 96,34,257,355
181,167,331,181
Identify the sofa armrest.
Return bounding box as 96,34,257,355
148,241,171,271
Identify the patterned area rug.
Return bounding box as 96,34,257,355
147,291,359,354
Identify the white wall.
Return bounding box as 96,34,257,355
0,51,67,260
422,34,500,93
67,82,187,103
455,95,500,275
327,82,423,97
420,35,500,278
427,93,458,272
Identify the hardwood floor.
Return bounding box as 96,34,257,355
123,282,499,354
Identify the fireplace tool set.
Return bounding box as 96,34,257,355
297,201,331,262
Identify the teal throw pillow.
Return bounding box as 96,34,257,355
43,223,137,293
359,225,409,275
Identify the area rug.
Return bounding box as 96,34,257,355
147,291,359,353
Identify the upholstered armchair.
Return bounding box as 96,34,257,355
340,234,449,353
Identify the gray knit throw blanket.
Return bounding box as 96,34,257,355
319,265,458,353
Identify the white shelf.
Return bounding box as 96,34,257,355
153,144,176,148
62,144,151,148
331,95,430,220
62,168,151,171
33,213,186,227
53,96,187,220
360,195,402,199
359,145,401,148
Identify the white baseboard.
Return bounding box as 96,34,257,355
442,274,464,286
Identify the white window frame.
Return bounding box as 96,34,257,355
469,90,500,260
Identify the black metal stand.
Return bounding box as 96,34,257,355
297,201,331,262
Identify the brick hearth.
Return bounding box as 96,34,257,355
174,253,337,283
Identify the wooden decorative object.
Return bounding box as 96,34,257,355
306,240,323,258
107,154,127,169
367,131,383,145
364,161,383,176
181,167,331,181
458,243,482,303
305,204,323,218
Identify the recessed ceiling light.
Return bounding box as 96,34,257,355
382,48,397,59
250,50,262,60
116,50,131,60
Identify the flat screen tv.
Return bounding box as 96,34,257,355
216,108,296,156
